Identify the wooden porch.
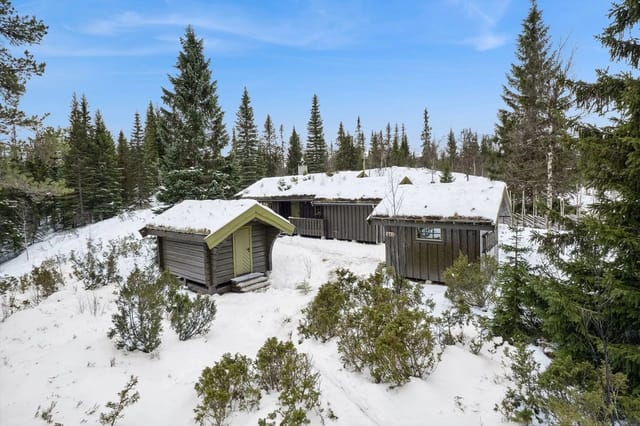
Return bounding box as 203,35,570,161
289,217,325,238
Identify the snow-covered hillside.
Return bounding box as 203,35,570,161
0,209,518,425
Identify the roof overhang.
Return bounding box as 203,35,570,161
369,216,496,231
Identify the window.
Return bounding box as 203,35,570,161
416,227,442,241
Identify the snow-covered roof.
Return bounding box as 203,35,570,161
141,199,294,248
237,167,493,202
369,179,508,225
146,199,260,234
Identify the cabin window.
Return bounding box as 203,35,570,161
416,227,442,241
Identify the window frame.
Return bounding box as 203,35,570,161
416,226,443,242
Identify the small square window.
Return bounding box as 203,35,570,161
416,227,442,241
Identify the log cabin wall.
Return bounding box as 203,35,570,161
160,238,207,284
385,225,481,282
322,203,384,243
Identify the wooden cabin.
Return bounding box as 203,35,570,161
368,180,511,283
237,167,508,247
139,200,294,294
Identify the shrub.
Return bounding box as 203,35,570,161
107,266,164,352
297,268,355,342
257,339,322,426
194,353,261,426
443,254,497,308
277,351,321,426
99,375,140,426
255,337,297,392
371,308,438,386
336,267,439,386
19,258,64,303
168,291,217,341
70,239,121,290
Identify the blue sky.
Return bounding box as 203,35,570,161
16,0,616,153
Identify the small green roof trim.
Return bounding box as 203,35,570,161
203,203,295,249
356,170,368,178
399,176,413,185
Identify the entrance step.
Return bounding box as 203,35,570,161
231,273,270,293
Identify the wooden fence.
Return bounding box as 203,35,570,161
289,217,325,238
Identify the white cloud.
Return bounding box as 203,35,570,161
448,0,511,51
464,32,507,51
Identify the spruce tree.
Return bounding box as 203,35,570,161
142,102,159,197
335,121,357,171
116,131,133,207
389,123,401,166
91,111,122,219
235,87,260,188
129,112,147,207
354,116,365,170
262,114,278,177
400,124,411,166
535,0,640,400
64,94,94,225
368,131,384,169
496,0,572,207
304,94,327,173
446,129,457,171
420,108,434,167
286,127,303,175
159,26,229,202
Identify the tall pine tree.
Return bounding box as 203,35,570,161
304,94,327,173
142,102,159,197
159,26,229,203
235,87,260,188
496,0,572,208
90,111,121,219
286,127,303,175
117,130,133,206
534,0,640,405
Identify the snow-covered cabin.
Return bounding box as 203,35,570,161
368,179,511,282
139,200,294,293
238,167,511,282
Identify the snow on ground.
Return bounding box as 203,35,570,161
1,210,519,425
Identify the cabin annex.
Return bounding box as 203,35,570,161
368,180,511,282
139,199,294,293
239,167,511,283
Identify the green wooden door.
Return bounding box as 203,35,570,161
233,226,252,276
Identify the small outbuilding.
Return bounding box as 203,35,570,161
139,199,295,293
368,180,511,283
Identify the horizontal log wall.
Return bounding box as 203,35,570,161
211,236,233,287
161,237,207,284
323,204,384,243
385,226,481,282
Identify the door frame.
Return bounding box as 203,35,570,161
233,225,253,276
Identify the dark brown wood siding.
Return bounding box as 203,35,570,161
385,225,481,282
160,237,207,284
323,204,384,243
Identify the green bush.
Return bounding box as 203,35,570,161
167,280,217,341
297,268,355,342
107,266,164,352
70,239,121,290
257,339,322,426
443,254,497,308
19,258,64,303
99,375,140,426
194,353,261,426
255,337,297,392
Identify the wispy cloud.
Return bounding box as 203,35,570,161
448,0,510,51
76,4,360,50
